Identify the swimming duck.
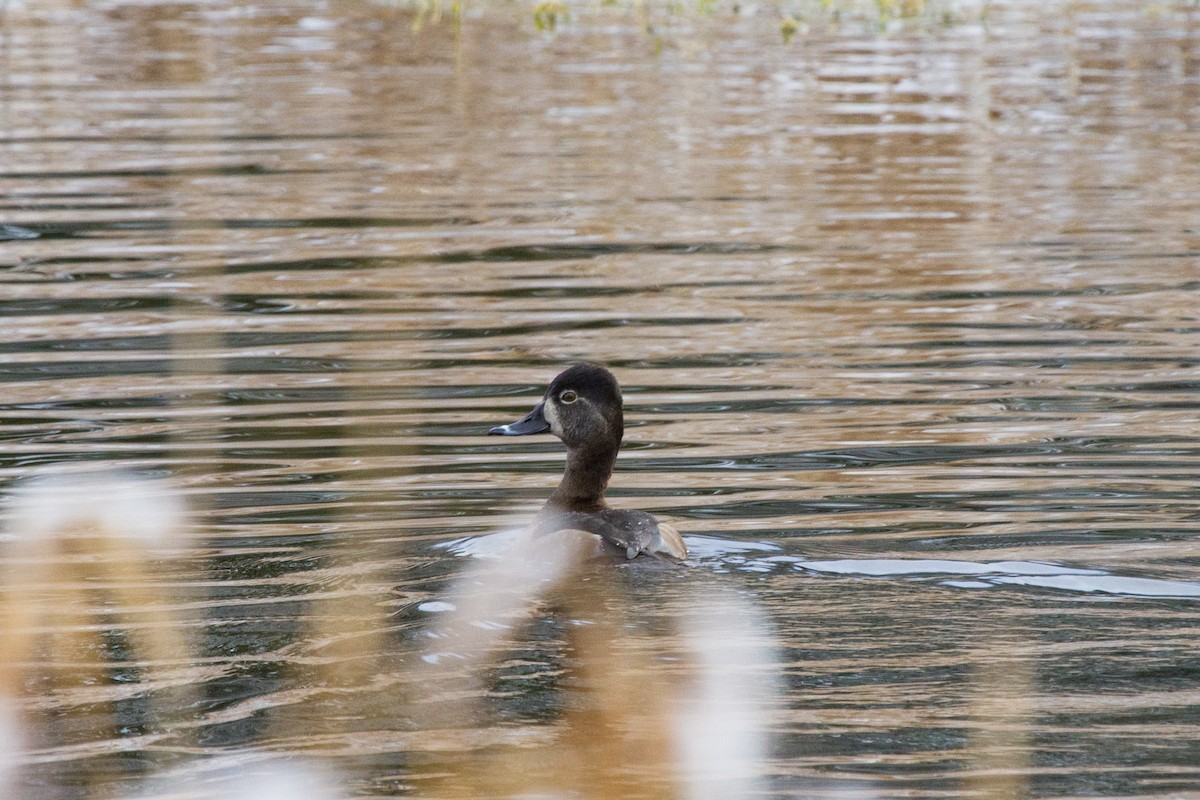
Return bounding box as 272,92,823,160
490,363,688,562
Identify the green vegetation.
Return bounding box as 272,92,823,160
533,0,570,30
373,0,989,40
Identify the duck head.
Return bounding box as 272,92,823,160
490,363,624,510
489,362,624,449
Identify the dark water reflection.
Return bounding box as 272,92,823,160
2,0,1200,797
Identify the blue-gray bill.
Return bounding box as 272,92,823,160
489,401,550,436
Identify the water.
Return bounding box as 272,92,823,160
2,1,1200,797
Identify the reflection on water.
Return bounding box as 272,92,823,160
3,0,1200,796
134,759,345,800
444,529,1200,596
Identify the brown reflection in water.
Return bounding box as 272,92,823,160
0,476,196,793
411,531,779,800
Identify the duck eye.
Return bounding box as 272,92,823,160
559,389,578,404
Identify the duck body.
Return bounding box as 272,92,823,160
527,507,687,562
490,363,688,562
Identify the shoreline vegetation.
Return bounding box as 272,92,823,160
360,0,1197,41
378,0,990,37
3,1,1195,43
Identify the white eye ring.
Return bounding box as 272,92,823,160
559,389,578,404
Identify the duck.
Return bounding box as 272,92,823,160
490,363,688,562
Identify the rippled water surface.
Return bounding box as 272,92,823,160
3,1,1200,797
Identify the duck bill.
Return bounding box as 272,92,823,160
489,401,551,436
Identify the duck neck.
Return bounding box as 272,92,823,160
547,440,619,512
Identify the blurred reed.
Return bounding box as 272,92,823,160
0,474,197,797
411,529,781,799
965,633,1035,800
0,696,18,800
1,480,784,799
